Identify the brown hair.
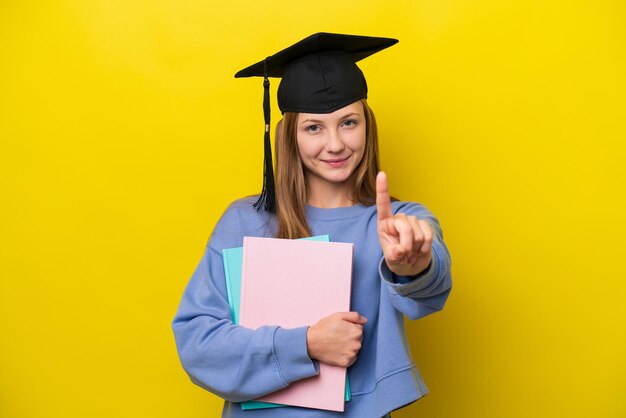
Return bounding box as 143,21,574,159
273,99,380,239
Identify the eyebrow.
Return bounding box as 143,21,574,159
300,112,361,124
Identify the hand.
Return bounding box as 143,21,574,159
306,312,367,368
376,171,433,277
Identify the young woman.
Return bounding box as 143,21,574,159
172,33,452,418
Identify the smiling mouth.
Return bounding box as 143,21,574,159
321,155,351,163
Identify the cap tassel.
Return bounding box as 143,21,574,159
253,57,277,213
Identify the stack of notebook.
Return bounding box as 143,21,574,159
222,235,354,412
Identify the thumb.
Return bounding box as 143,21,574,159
341,311,368,324
376,171,393,222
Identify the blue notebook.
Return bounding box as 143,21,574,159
222,235,351,410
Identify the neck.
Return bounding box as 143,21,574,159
305,177,355,208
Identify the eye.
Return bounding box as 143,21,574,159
342,119,358,128
304,124,321,133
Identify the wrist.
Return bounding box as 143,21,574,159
306,325,318,360
386,256,431,278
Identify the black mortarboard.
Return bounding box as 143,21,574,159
235,32,399,213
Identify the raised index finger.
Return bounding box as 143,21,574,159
376,171,393,222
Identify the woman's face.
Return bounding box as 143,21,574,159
296,101,366,189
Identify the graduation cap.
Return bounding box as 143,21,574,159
235,32,399,213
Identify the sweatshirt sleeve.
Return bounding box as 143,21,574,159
378,202,452,320
171,242,319,402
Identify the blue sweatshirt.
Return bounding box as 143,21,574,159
172,196,452,417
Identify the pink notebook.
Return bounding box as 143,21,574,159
239,236,354,412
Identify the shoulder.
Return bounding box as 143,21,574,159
208,195,275,250
222,195,264,216
391,200,434,217
391,200,442,231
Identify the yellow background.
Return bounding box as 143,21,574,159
1,1,625,417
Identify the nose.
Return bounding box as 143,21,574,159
324,129,345,153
